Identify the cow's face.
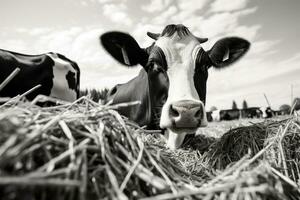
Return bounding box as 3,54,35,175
146,25,210,149
260,106,273,118
101,24,250,149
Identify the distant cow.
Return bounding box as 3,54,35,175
206,111,213,122
260,106,274,118
273,110,285,116
212,109,240,121
241,107,262,118
0,49,80,101
101,24,250,149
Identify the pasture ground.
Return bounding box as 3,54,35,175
0,96,299,200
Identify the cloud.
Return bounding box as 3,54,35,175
137,1,258,43
102,3,132,26
197,8,257,38
205,49,300,110
177,0,210,13
98,0,111,3
98,0,126,4
34,27,83,54
152,5,178,25
249,39,280,57
210,0,248,12
141,0,172,13
0,39,28,53
230,25,261,41
82,68,141,89
131,23,163,46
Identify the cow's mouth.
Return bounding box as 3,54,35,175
164,127,198,150
169,127,198,134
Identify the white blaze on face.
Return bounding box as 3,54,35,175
157,33,207,127
155,33,208,149
47,53,78,102
260,107,267,118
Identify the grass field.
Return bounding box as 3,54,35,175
199,117,285,138
0,96,299,200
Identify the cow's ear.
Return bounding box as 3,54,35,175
208,37,250,69
100,31,148,67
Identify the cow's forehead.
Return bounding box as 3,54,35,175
154,33,201,66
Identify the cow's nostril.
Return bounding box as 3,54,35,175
170,105,180,117
194,109,202,118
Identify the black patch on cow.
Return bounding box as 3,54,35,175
101,31,149,67
143,45,169,128
147,64,169,129
0,49,80,101
147,46,168,71
220,109,240,120
109,86,118,96
0,49,55,100
194,48,210,104
109,70,152,127
161,24,191,38
56,53,80,98
207,37,250,69
66,71,76,91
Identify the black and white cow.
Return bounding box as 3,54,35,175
101,24,250,149
260,106,274,118
211,109,240,121
206,111,213,122
0,49,80,101
241,107,262,118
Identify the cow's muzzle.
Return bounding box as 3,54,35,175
161,100,207,150
169,100,203,128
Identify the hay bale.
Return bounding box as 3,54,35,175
141,133,215,185
0,95,299,200
144,162,300,200
0,96,208,199
201,123,269,170
264,118,300,183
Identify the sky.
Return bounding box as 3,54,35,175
0,0,300,110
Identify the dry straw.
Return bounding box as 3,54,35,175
0,95,299,200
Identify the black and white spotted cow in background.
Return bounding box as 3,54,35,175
0,49,80,102
101,24,250,149
260,106,274,118
211,109,240,121
241,107,262,118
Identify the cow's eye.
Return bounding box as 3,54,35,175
148,62,163,73
153,65,162,72
196,50,210,72
160,93,167,103
146,61,154,71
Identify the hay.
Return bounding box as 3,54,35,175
264,118,300,183
201,120,283,170
0,96,207,199
0,95,299,200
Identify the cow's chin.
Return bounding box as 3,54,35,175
164,127,198,150
169,127,198,134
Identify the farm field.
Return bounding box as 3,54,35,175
198,117,287,138
0,97,299,200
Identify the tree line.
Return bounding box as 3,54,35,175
210,98,300,113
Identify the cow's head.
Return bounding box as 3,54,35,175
101,24,250,149
260,106,273,118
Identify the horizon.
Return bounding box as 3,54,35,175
1,0,300,110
